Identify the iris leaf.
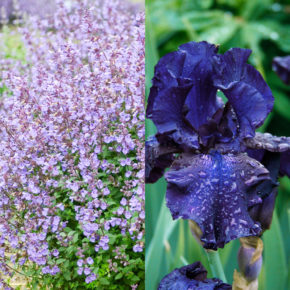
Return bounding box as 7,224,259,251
146,197,178,289
263,211,287,290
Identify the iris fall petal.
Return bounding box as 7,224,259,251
165,151,270,249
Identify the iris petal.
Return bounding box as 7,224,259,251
213,48,274,138
165,151,270,249
244,132,290,178
244,132,290,153
158,261,231,290
145,136,176,183
273,56,290,85
248,151,280,232
179,42,221,131
147,41,221,149
280,151,290,177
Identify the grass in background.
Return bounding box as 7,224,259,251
146,0,290,289
0,26,26,61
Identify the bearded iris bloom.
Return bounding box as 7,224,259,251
146,41,290,250
158,261,231,289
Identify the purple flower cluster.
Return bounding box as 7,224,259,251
0,0,56,24
0,0,144,283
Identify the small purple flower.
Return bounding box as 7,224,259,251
85,273,97,284
117,207,124,215
120,198,127,206
86,257,94,265
133,244,143,252
84,267,91,276
77,267,83,275
51,265,60,275
42,266,50,274
19,258,26,266
77,259,84,267
125,211,132,219
56,203,65,211
125,171,132,178
103,187,110,196
51,249,59,257
88,273,96,282
158,261,231,289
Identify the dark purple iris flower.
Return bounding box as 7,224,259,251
146,41,290,250
272,56,290,85
158,261,231,290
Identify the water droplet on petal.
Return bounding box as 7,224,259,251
198,171,207,177
278,143,289,151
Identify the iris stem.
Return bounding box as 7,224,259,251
205,250,227,283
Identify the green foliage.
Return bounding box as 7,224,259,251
146,0,290,289
0,25,26,62
19,143,145,289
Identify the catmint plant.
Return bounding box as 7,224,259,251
0,0,144,289
146,41,290,288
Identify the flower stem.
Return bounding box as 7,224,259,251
205,250,227,283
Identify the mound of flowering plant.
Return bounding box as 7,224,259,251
0,1,144,289
146,41,290,288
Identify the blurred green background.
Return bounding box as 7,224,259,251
145,0,290,289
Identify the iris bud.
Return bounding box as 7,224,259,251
237,237,263,282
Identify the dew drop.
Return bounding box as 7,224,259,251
265,143,274,150
234,208,241,214
230,182,237,192
278,143,289,151
245,176,258,186
212,178,219,184
198,171,207,177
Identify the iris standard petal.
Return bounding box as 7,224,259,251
147,79,199,150
165,151,270,249
147,41,221,149
273,55,290,85
179,42,221,131
213,48,274,139
158,261,231,290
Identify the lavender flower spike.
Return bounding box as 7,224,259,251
146,41,290,250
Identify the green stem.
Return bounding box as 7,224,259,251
205,250,227,283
